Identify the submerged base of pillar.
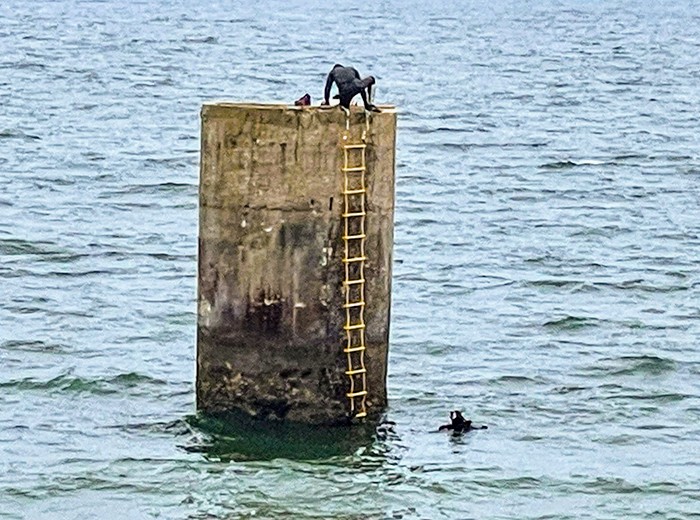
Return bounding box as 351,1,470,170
197,332,349,425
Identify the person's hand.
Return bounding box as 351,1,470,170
367,104,382,113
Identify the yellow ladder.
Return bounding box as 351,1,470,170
341,112,371,419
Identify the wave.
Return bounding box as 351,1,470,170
525,279,594,291
543,316,598,330
98,181,196,197
1,339,67,353
0,238,65,256
540,159,606,169
0,372,167,395
582,355,678,377
610,355,677,376
492,375,541,385
0,129,41,141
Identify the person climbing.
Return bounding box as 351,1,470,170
322,64,381,112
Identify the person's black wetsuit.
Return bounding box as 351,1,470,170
438,411,488,433
323,64,380,112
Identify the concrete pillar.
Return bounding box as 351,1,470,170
197,103,396,424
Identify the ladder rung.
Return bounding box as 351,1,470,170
345,368,367,376
344,144,366,150
342,233,366,240
344,346,365,353
342,256,366,263
342,166,365,172
344,278,365,285
343,211,366,218
343,189,366,195
344,323,365,331
347,390,368,398
343,301,365,308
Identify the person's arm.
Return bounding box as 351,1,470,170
360,86,381,112
322,70,334,105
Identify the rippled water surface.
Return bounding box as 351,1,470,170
2,1,700,518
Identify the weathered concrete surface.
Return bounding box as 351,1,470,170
197,103,396,424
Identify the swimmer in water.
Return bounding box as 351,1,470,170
322,64,381,112
438,411,488,433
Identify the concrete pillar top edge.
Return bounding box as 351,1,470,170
201,102,398,118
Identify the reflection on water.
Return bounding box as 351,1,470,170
183,411,396,463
